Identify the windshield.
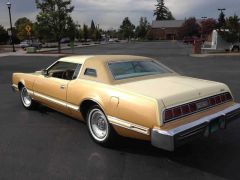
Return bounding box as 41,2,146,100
108,60,172,80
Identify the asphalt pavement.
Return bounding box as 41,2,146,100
0,41,240,180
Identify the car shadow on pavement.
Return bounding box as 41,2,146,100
34,105,240,180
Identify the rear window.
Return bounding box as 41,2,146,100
108,60,171,80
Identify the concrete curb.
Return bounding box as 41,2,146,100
190,53,240,58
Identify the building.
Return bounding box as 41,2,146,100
151,20,185,40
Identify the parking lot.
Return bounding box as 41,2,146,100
0,41,240,180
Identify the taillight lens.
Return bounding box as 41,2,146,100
164,109,173,121
173,107,182,118
163,92,233,123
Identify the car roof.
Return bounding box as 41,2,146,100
58,55,151,64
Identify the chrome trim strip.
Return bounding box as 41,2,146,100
155,103,240,136
34,92,79,111
27,89,34,96
107,116,150,135
67,103,79,111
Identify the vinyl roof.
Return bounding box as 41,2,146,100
59,55,151,64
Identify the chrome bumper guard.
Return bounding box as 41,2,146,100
151,103,240,151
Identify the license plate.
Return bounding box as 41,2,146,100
196,100,209,110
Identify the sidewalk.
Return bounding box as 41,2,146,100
190,52,240,57
0,42,104,58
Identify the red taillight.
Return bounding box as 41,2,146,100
189,103,197,112
215,95,221,104
164,109,173,121
163,93,232,123
181,105,190,114
173,107,182,118
221,94,226,102
226,93,232,100
209,97,216,105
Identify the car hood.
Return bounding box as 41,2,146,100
115,75,230,107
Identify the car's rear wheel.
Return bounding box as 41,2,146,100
20,86,36,110
87,106,115,145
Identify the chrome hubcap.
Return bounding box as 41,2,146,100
21,87,31,107
89,109,108,141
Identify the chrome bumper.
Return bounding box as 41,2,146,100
152,103,240,151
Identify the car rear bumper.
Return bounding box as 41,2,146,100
151,103,240,151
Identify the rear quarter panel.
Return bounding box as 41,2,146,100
67,79,162,141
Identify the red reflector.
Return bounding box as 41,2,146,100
181,105,190,114
173,107,182,117
209,97,216,105
226,93,232,100
215,96,221,104
189,103,197,112
164,110,173,121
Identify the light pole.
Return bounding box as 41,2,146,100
201,17,207,39
6,0,16,52
218,8,226,13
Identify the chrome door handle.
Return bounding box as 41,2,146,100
60,85,65,89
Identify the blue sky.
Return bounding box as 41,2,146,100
0,0,240,29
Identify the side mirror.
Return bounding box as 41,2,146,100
42,69,48,76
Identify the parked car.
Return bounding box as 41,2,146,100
60,37,70,44
20,40,42,50
11,55,240,151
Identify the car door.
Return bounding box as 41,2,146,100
33,61,79,113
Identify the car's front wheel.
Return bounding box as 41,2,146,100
20,86,36,110
87,106,115,145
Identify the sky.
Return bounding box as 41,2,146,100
0,0,240,30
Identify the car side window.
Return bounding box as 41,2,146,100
84,68,97,77
47,61,78,80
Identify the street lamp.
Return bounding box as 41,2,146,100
218,8,226,13
6,0,16,52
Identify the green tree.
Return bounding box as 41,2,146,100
83,24,89,41
119,17,135,41
15,17,32,41
90,20,97,40
64,18,77,41
135,17,150,39
179,17,200,38
220,14,240,43
218,11,226,29
0,25,9,44
154,0,175,20
201,18,217,37
35,0,74,53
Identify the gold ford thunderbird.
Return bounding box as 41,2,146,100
12,55,240,151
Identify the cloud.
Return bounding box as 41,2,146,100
0,0,240,29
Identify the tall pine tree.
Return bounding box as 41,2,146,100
154,0,175,20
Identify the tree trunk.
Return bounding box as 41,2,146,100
58,40,61,53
